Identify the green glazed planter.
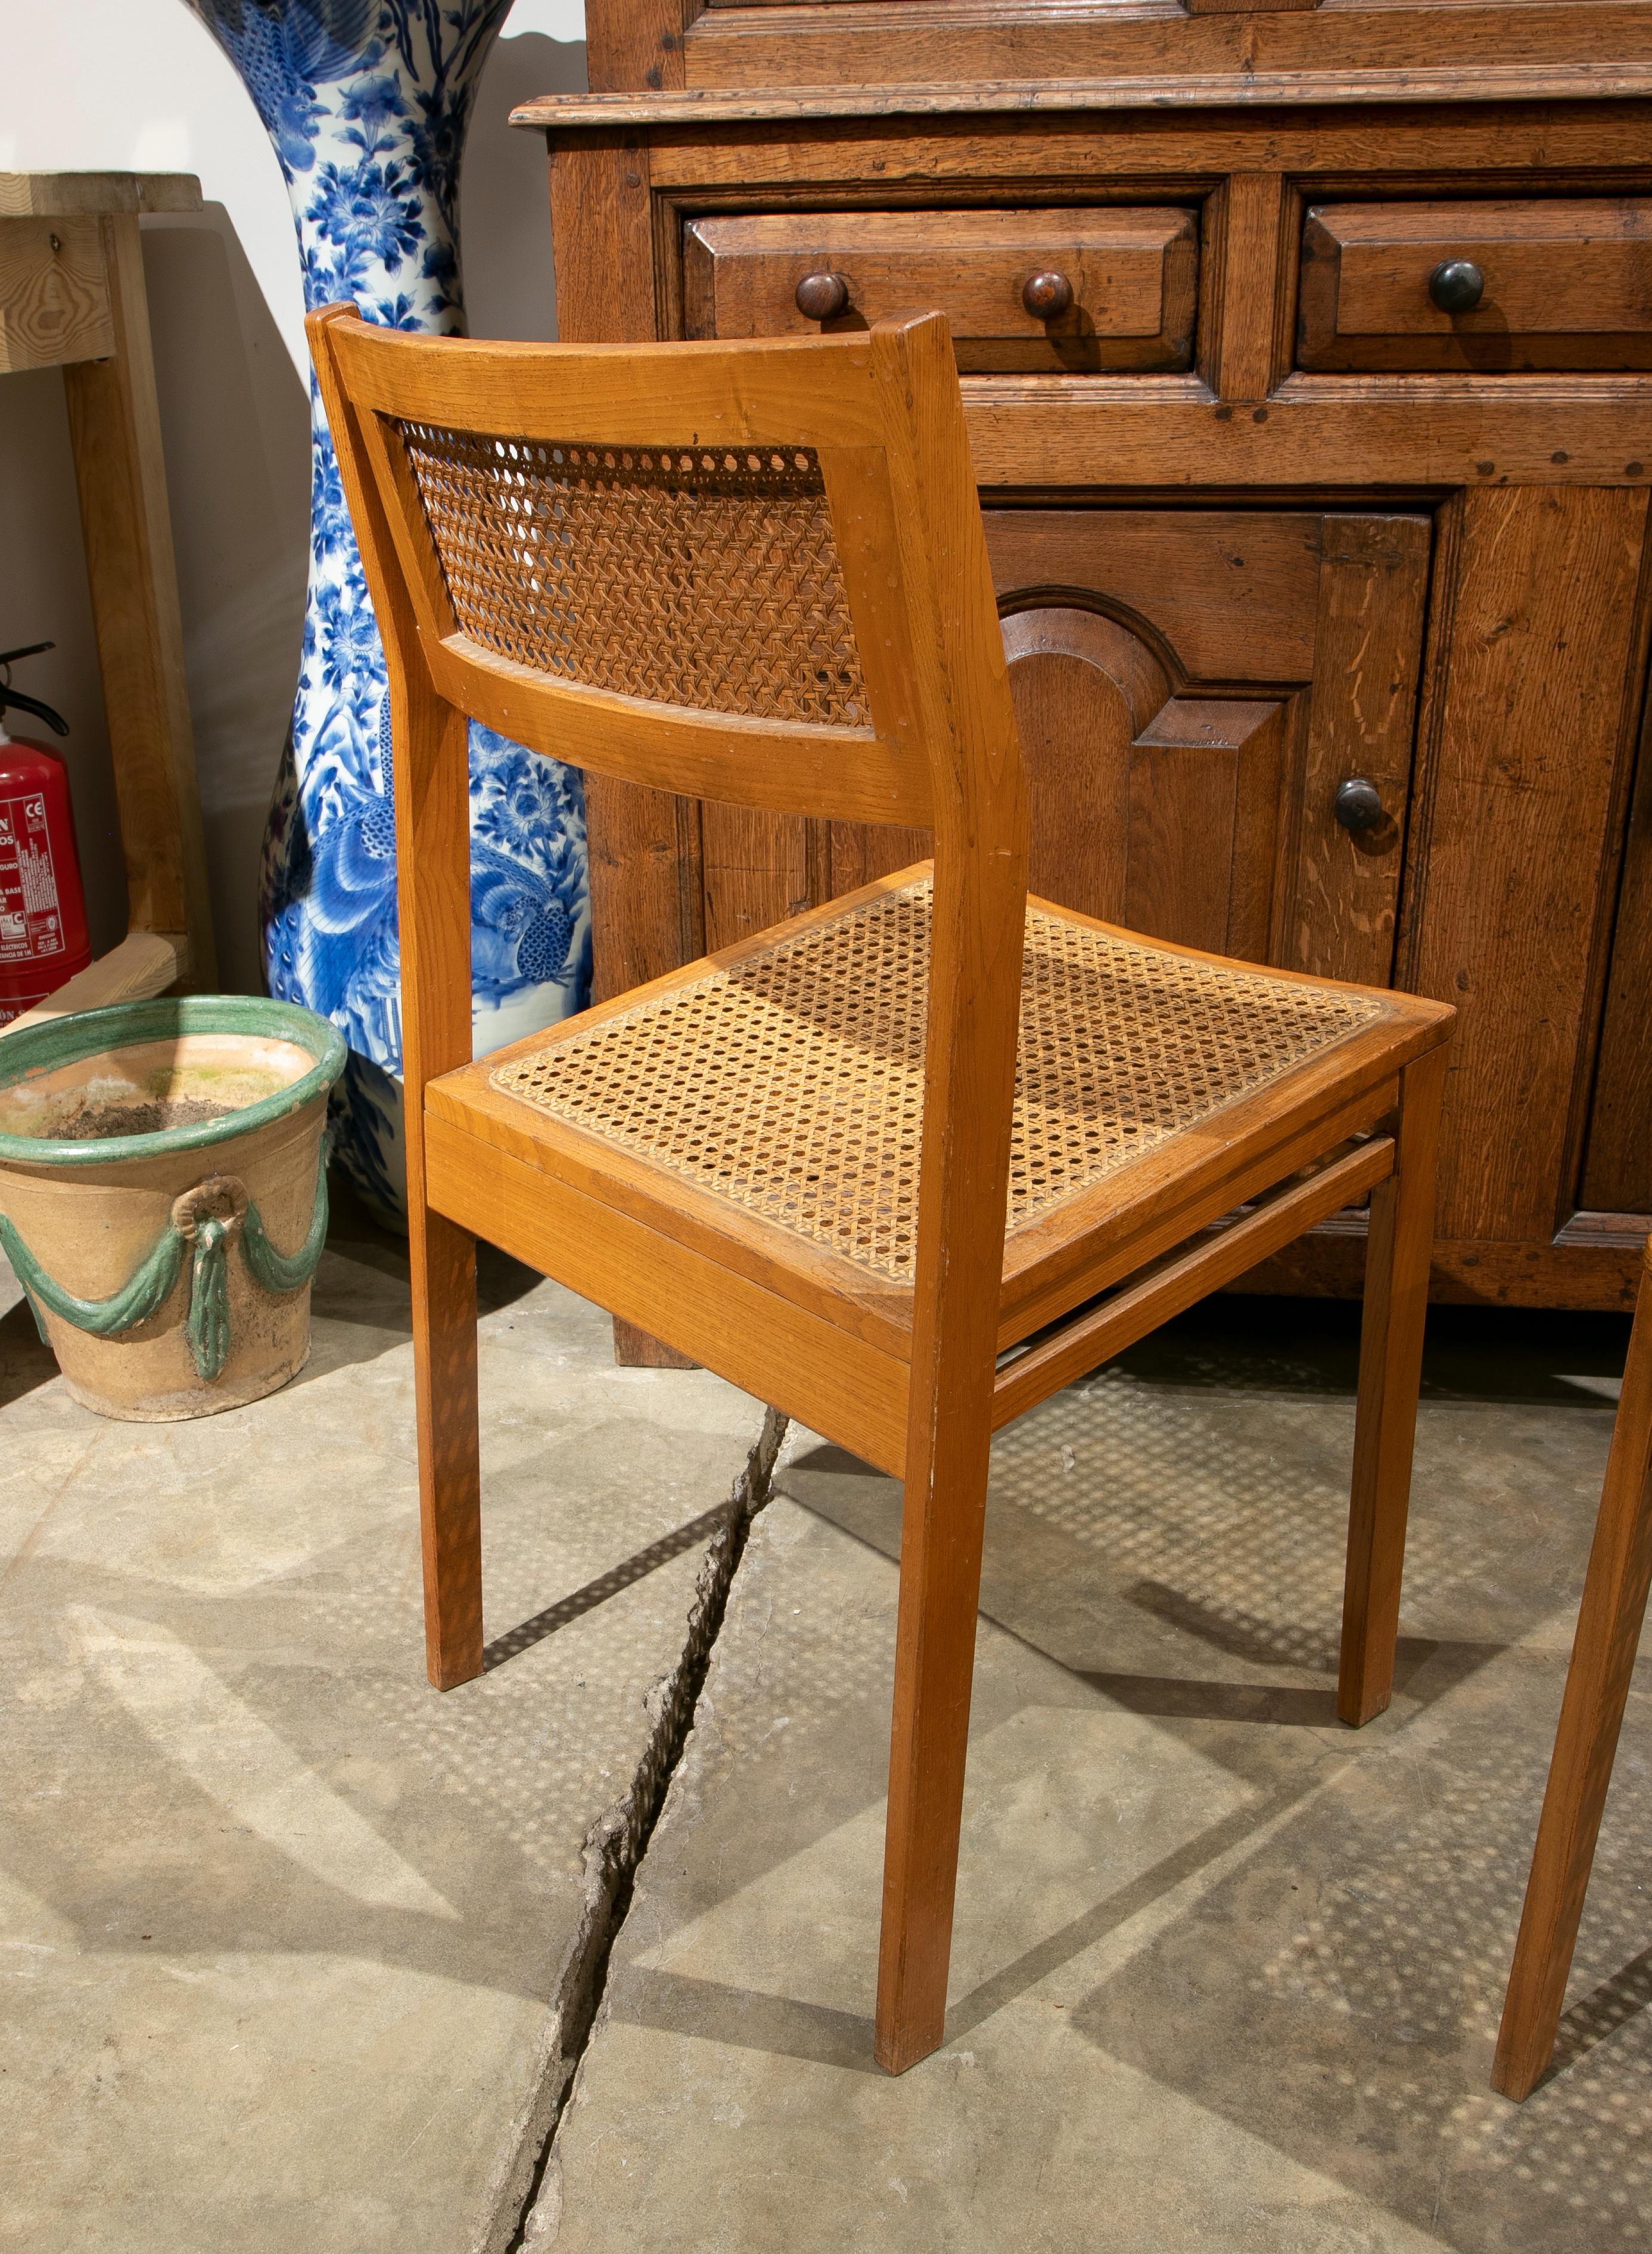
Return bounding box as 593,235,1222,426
0,996,345,1421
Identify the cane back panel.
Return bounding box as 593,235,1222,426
397,422,869,728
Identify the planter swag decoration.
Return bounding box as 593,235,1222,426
183,0,591,1219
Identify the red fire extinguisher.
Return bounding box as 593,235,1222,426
0,642,92,1027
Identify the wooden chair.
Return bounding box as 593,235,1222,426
1494,1235,1652,2100
308,302,1454,2075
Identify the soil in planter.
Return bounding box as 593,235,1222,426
53,1098,237,1140
0,1035,315,1143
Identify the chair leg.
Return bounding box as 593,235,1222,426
1338,1044,1448,1727
1492,1242,1652,2100
412,1203,484,1690
875,1383,994,2075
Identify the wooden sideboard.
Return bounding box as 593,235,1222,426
515,4,1652,1311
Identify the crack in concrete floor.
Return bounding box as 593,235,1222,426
0,1204,783,2254
530,1300,1650,2254
490,1406,788,2254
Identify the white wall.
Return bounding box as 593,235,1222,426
0,0,587,990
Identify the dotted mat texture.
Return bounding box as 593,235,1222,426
490,879,1385,1286
398,424,868,727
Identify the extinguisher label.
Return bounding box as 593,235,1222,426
0,792,65,962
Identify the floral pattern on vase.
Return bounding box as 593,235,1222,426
183,0,590,1221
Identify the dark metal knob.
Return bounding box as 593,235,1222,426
1429,259,1485,315
795,271,849,322
1333,777,1385,834
1022,269,1074,320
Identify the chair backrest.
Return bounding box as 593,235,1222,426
307,305,1025,844
312,306,1030,1385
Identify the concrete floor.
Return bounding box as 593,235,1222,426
4,1205,1648,2251
540,1304,1651,2254
0,1193,771,2254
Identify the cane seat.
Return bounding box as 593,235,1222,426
489,872,1386,1290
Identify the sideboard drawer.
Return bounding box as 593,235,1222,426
683,209,1199,373
1298,198,1652,372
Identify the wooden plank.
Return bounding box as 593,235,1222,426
1400,487,1651,1245
0,216,111,373
1289,514,1432,986
991,1134,1394,1428
682,10,1652,88
425,1108,913,1475
1215,172,1289,402
0,932,179,1037
0,172,201,219
61,212,216,982
683,30,1652,94
511,64,1652,125
963,383,1652,492
828,814,931,898
584,102,1652,192
556,110,1652,194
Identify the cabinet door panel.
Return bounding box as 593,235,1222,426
984,509,1326,682
1129,698,1284,959
724,508,1427,993
1290,514,1432,988
701,803,812,952
1003,606,1168,921
1402,486,1651,1245
828,815,930,897
984,508,1426,974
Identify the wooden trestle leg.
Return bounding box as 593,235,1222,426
412,1204,484,1689
1492,1238,1652,2100
1338,1044,1448,1727
875,1378,995,2075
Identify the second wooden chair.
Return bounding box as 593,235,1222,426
1494,1235,1652,2100
310,303,1454,2073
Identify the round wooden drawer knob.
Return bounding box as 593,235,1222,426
795,271,850,321
1429,259,1485,315
1022,270,1074,319
1333,777,1385,834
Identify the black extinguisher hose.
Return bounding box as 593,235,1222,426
0,643,70,736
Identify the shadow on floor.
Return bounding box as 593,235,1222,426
752,1291,1648,2247
0,1293,60,1412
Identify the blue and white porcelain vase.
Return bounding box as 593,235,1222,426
183,1,590,1221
